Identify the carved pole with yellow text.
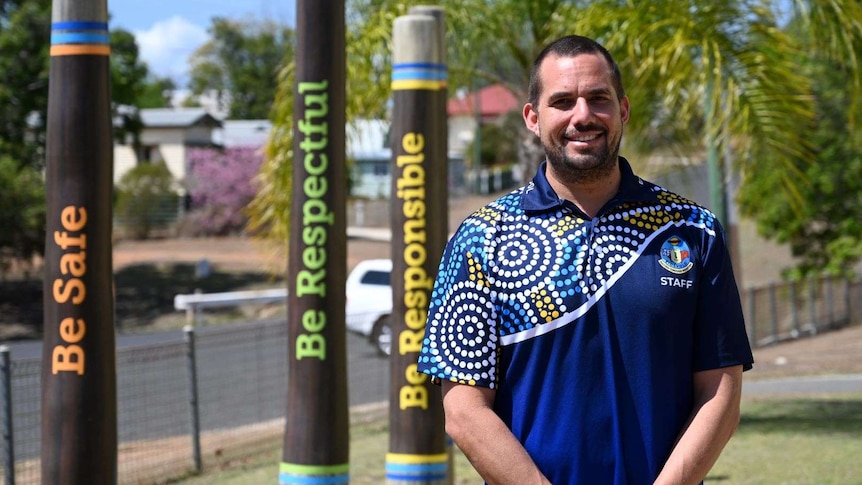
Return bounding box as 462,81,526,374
387,12,449,485
41,0,117,483
279,0,350,484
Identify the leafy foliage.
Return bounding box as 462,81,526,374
738,56,862,279
110,28,174,148
114,162,180,240
185,147,264,236
249,0,862,279
188,18,295,119
0,0,51,169
0,156,45,274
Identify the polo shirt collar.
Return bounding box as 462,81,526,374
521,156,650,215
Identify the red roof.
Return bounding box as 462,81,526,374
447,84,521,119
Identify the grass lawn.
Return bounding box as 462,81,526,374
707,393,862,484
171,393,862,484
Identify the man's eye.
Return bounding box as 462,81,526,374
552,99,574,109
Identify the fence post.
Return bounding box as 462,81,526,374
825,277,834,326
789,282,799,338
1,346,13,485
844,278,852,324
769,283,778,343
184,326,202,474
746,287,756,347
808,277,817,333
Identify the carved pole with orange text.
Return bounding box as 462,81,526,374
387,13,449,485
41,0,117,483
279,1,350,484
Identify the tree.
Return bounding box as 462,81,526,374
110,28,175,151
0,0,51,170
738,54,862,279
0,156,45,275
184,147,264,236
188,17,295,119
248,0,862,277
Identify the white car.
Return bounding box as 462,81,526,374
345,259,393,356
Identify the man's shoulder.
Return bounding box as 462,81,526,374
625,176,718,223
466,185,528,223
446,186,529,249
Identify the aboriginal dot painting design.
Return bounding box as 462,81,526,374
421,182,717,388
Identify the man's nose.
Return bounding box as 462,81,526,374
570,97,593,124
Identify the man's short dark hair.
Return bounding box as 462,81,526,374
528,35,625,106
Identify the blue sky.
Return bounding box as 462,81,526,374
108,0,296,87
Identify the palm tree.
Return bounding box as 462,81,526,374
248,0,862,263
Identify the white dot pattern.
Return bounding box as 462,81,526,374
419,183,716,387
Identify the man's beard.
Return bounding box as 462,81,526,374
543,127,621,185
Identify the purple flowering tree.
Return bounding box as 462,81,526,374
186,146,263,236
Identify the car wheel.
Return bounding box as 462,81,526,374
370,315,392,357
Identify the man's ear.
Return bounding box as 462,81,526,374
620,96,631,124
523,103,540,136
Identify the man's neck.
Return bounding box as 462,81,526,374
545,162,621,218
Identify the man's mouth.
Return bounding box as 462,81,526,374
564,131,603,143
567,134,600,142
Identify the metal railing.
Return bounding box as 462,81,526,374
0,275,859,484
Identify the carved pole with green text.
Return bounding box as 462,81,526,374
41,0,117,483
280,0,349,484
387,13,449,485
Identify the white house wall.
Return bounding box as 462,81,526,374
141,128,186,146
185,125,217,145
113,145,137,184
161,144,188,186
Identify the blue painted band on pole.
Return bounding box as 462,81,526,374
278,473,350,485
51,32,110,45
391,62,447,90
385,462,448,473
52,21,108,31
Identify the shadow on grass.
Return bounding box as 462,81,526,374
114,262,281,330
739,398,862,435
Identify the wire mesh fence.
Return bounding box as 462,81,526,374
743,276,861,347
0,276,859,484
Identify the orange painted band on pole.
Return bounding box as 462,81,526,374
50,45,111,56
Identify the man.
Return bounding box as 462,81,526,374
417,35,754,484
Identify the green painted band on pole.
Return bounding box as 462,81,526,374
279,462,351,474
282,0,349,475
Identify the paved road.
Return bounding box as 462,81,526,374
744,374,862,396
3,320,390,461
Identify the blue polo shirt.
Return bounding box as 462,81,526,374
418,158,753,484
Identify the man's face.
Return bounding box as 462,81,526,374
523,53,630,185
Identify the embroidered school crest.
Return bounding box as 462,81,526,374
659,236,693,274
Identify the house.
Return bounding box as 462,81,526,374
446,83,521,156
114,108,222,186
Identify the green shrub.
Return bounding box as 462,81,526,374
114,161,180,239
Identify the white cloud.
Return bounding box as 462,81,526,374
135,16,209,87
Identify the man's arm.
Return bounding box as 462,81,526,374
654,365,744,485
441,381,551,485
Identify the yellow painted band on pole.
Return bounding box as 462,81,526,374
50,45,111,56
385,452,449,464
391,80,446,91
